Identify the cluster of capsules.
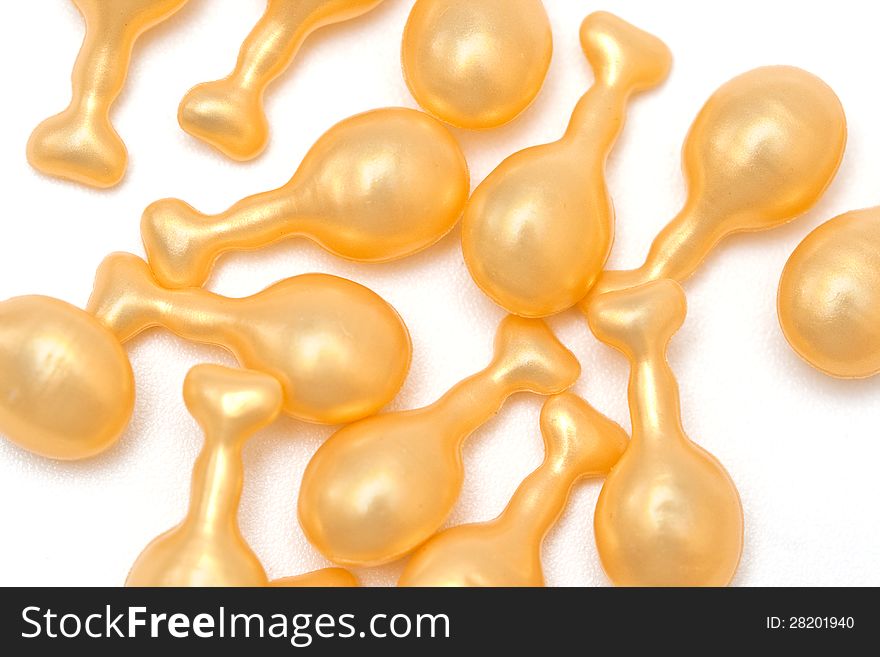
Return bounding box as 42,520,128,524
3,0,878,588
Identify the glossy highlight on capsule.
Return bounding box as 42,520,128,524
402,0,552,129
399,393,626,587
298,315,581,567
582,66,847,305
27,0,191,188
778,207,880,379
0,253,411,460
127,364,357,587
179,0,386,160
461,12,672,318
588,280,743,587
143,108,469,289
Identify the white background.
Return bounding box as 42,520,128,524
1,0,878,587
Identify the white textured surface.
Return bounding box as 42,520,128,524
1,0,879,587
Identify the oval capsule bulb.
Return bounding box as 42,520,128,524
402,0,552,129
778,207,880,378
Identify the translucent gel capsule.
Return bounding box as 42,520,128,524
179,0,386,160
582,66,847,305
461,12,671,318
401,0,552,129
0,296,134,460
127,364,357,587
143,108,469,289
127,365,281,586
0,253,410,460
298,316,581,566
27,0,190,188
398,393,626,587
87,253,412,424
587,280,743,587
778,207,880,378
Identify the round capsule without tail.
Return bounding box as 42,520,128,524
778,207,880,379
401,0,552,129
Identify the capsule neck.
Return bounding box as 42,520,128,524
496,459,579,547
428,367,515,450
563,83,629,159
182,440,245,539
628,350,686,446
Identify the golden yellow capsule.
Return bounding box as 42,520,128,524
127,365,283,586
143,108,469,289
584,66,847,303
461,12,671,318
0,253,410,460
127,364,358,587
401,0,552,129
587,280,743,587
298,316,581,567
86,253,412,425
398,393,626,587
0,296,134,460
778,207,880,378
27,0,190,188
179,0,386,160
